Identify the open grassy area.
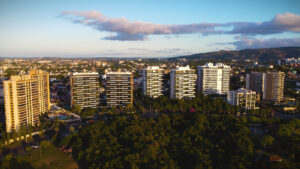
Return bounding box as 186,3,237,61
1,143,78,169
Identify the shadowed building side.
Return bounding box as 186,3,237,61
70,71,100,109
106,71,133,107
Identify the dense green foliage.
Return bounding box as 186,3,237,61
134,95,237,114
65,113,255,169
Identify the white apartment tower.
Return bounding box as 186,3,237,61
142,66,163,98
197,63,230,95
170,65,196,99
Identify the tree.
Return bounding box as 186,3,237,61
261,135,274,148
71,105,82,114
80,108,97,119
69,125,75,133
40,140,50,156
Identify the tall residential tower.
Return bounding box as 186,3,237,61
142,66,163,98
197,63,230,95
246,72,265,94
170,65,196,99
4,75,40,132
263,72,285,103
70,71,100,109
106,71,133,107
29,70,50,113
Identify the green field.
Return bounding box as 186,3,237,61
1,143,78,169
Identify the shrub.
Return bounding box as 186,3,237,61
4,153,13,161
25,146,32,152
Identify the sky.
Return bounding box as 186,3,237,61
1,0,300,58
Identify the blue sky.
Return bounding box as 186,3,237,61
1,0,300,57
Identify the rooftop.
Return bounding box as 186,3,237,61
145,66,162,70
199,62,230,68
174,65,193,71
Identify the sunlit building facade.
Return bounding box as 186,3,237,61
4,75,40,132
197,63,230,95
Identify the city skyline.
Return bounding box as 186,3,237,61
1,0,300,58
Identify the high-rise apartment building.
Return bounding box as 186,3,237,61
4,75,40,132
29,70,50,113
170,65,196,99
246,72,265,94
227,88,257,110
263,72,285,102
197,63,230,95
70,71,100,109
106,71,133,107
142,66,163,98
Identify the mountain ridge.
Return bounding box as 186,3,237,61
175,47,300,62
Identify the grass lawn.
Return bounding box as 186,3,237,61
1,143,78,169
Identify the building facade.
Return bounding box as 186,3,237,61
4,75,40,132
246,72,265,94
70,71,100,109
106,71,133,107
170,65,196,99
29,70,50,113
197,63,230,95
142,66,163,98
263,72,285,103
227,88,257,110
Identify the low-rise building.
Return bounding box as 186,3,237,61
227,88,257,110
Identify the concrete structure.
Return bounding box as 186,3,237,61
4,75,40,132
246,72,265,94
106,71,133,107
29,70,50,113
263,72,285,103
170,65,196,99
227,88,257,110
197,63,230,95
142,66,163,98
70,71,100,109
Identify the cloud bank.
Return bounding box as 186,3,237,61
61,11,300,41
61,11,222,41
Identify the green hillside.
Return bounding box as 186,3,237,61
176,47,300,62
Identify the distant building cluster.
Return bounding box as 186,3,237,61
0,59,288,133
284,58,300,65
